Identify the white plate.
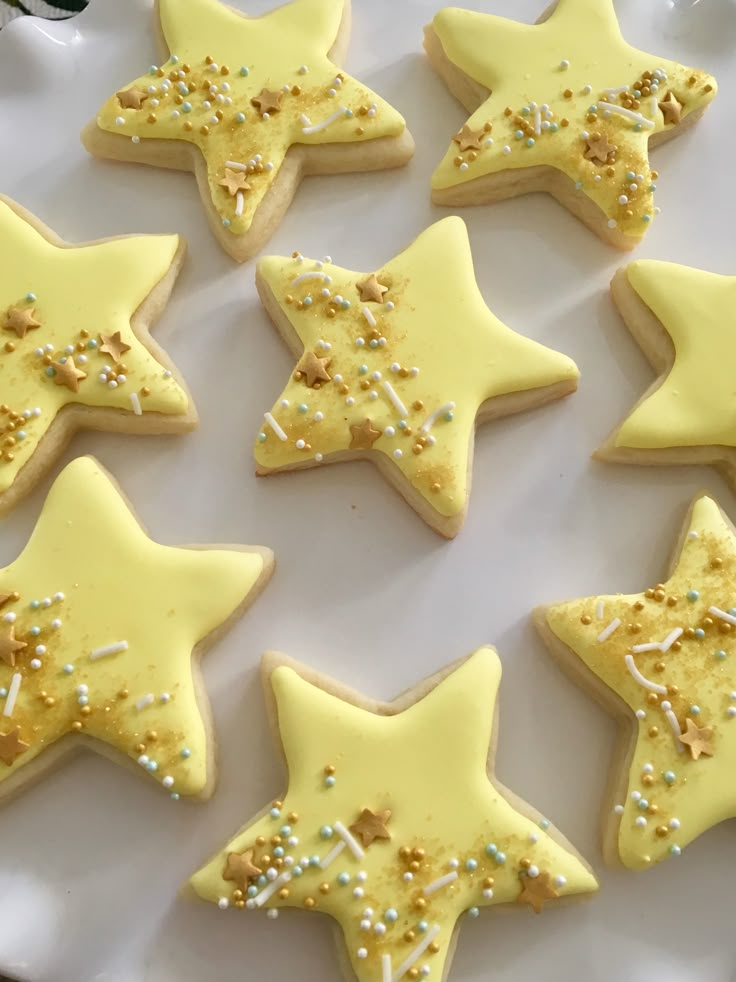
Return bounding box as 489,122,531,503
1,1,735,980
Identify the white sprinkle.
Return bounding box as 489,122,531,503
76,684,88,696
503,145,511,155
3,674,21,717
420,402,456,434
630,642,661,653
353,887,364,899
225,160,247,171
624,654,667,694
614,804,624,815
664,709,684,751
709,606,736,626
604,85,629,96
669,819,680,830
595,600,604,620
218,898,229,909
320,839,346,869
687,530,699,540
357,948,368,960
264,413,287,441
392,926,441,982
334,820,364,860
2,613,14,623
554,875,567,888
136,693,155,711
635,816,647,828
160,693,170,703
635,709,646,720
527,865,539,878
597,618,621,643
598,101,655,127
130,392,143,416
362,307,376,328
374,922,386,936
162,776,174,788
393,449,403,459
302,106,348,135
30,658,41,670
381,381,408,418
254,871,291,907
115,116,125,126
659,628,683,652
90,640,128,661
382,953,392,982
299,113,311,126
235,192,244,217
533,107,542,135
423,871,458,896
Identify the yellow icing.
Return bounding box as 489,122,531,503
0,457,268,798
0,199,189,496
254,217,578,524
430,0,717,241
614,260,736,449
544,496,736,869
94,0,409,236
190,647,598,981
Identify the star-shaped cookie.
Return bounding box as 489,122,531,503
597,261,736,486
535,494,736,869
425,0,717,249
254,217,579,538
0,456,273,803
83,0,414,262
0,196,196,515
190,647,598,982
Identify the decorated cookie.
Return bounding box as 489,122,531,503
82,0,414,263
0,456,273,803
0,195,195,515
424,0,717,249
190,647,598,981
253,217,579,537
598,261,736,484
535,494,736,869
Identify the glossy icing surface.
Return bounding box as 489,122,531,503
191,648,598,981
95,0,408,236
0,457,267,798
0,198,189,494
615,260,736,449
254,217,579,522
431,0,717,241
545,496,736,869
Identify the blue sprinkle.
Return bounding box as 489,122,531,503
358,365,368,375
514,129,524,140
715,649,727,661
694,628,705,639
495,851,506,864
298,404,308,414
575,181,583,190
182,101,192,113
87,339,98,349
690,705,700,715
240,66,250,76
78,695,88,706
146,760,158,772
465,858,478,872
588,104,598,112
325,775,336,787
170,792,180,801
637,798,649,810
45,367,55,378
670,844,681,857
320,825,334,839
63,664,74,674
550,123,558,132
258,431,267,442
729,609,736,617
341,300,351,310
634,123,643,131
236,112,246,123
345,109,353,118
170,54,179,64
539,819,550,830
273,846,284,858
369,339,379,349
26,292,37,302
485,843,498,856
280,825,292,837
16,431,26,440
687,590,699,602
270,807,281,819
468,907,480,918
30,600,40,610
258,875,268,887
222,218,231,227
58,355,67,364
642,215,651,223
292,865,303,877
177,82,189,95
444,411,454,422
664,770,676,784
385,908,398,923
309,855,321,867
30,626,40,636
398,420,408,430
247,885,258,897
337,872,350,886
521,107,530,116
626,171,635,181
303,296,313,306
149,65,158,74
417,921,429,934
633,90,641,98
525,137,535,147
649,183,657,192
180,748,191,758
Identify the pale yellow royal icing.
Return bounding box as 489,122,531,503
0,457,269,799
614,261,736,449
254,217,579,525
430,0,717,242
544,496,736,869
0,198,189,496
94,0,409,237
190,648,598,981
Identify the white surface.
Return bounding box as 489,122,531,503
0,1,735,980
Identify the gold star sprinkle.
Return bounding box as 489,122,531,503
4,306,41,339
295,351,331,388
0,728,29,767
99,331,132,362
349,807,392,847
219,168,252,196
251,87,284,116
223,849,262,889
0,626,26,667
348,419,382,451
517,871,559,913
117,88,149,110
679,717,714,761
51,356,87,393
453,124,486,152
356,273,388,304
584,134,616,164
659,90,683,125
